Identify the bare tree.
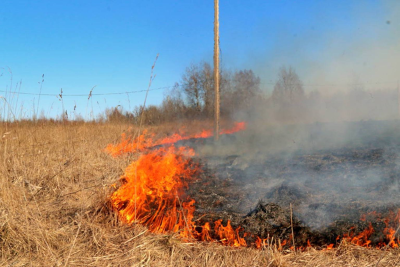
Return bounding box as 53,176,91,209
232,69,261,109
200,62,214,116
161,83,185,120
269,66,307,123
219,69,260,117
180,62,215,116
272,66,305,104
175,62,264,120
181,64,202,112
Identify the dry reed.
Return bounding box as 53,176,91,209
0,121,399,266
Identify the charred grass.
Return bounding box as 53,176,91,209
1,121,399,266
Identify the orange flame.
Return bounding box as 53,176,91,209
200,222,213,242
220,121,246,135
110,146,197,234
382,210,400,248
107,122,400,250
105,130,155,157
214,219,247,247
105,122,246,157
255,236,267,249
342,223,374,247
108,122,252,247
329,210,400,249
110,144,252,246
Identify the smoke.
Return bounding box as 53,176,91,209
191,2,400,232
251,1,400,94
313,1,400,88
194,119,400,230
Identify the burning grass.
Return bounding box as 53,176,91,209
110,146,198,235
107,121,400,251
1,120,400,266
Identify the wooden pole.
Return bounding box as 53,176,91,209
398,80,400,120
214,0,220,141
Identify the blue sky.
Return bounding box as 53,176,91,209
0,0,398,119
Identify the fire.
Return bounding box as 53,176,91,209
108,122,250,246
199,222,212,242
382,210,400,248
343,224,374,247
110,144,251,245
326,244,334,250
105,122,246,157
214,219,247,247
328,210,400,249
255,237,268,249
110,146,197,234
220,121,246,135
107,121,400,250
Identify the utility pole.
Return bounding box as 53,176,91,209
214,0,220,141
398,80,400,120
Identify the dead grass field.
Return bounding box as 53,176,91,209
1,121,400,266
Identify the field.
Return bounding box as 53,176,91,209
1,121,400,266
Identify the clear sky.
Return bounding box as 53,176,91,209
0,0,399,119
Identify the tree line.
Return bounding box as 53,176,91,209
105,63,305,124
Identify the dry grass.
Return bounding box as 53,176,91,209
1,121,399,266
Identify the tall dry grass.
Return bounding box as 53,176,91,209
0,121,399,266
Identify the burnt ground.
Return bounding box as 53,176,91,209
180,120,400,247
